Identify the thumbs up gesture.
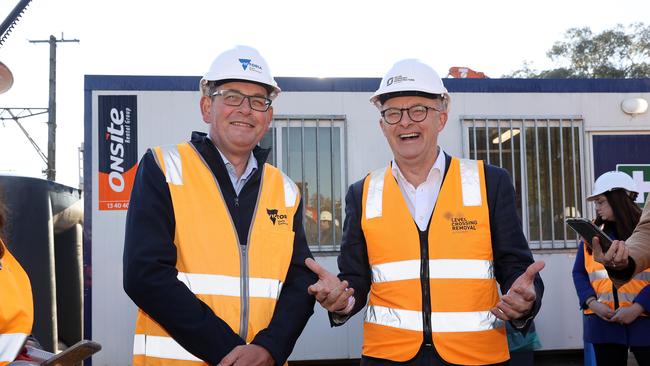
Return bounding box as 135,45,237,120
491,261,545,321
305,258,355,314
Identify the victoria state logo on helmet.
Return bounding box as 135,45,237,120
238,58,263,74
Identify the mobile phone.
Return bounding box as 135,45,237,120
565,217,613,252
40,340,101,366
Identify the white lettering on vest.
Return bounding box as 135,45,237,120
108,108,125,192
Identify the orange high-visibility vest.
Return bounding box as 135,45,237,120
361,158,508,365
583,244,650,315
0,239,33,366
132,143,299,366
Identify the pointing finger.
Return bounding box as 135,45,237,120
592,236,604,261
305,258,332,279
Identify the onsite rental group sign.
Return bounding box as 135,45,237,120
98,95,138,210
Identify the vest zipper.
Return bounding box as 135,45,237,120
188,143,256,341
239,168,265,341
612,284,620,309
419,230,433,346
239,243,249,340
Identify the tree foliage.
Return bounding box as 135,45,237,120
505,23,650,78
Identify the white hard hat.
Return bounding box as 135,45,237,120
587,171,638,201
201,45,281,98
320,210,332,221
370,59,448,106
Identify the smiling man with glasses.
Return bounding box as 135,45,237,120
123,45,316,366
306,59,545,366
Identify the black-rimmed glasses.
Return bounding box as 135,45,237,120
211,89,272,112
380,105,442,125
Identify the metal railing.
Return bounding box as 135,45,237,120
261,115,347,252
462,116,586,249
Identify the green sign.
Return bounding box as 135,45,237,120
617,164,650,205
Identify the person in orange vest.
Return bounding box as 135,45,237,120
591,194,650,288
572,171,650,366
122,45,316,366
0,199,34,366
305,58,545,366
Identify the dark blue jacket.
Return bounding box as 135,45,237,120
334,153,544,365
123,132,317,365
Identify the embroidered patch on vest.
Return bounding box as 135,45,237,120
266,208,289,225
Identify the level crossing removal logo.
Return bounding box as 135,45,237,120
451,217,478,232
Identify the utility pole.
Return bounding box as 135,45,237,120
29,34,79,181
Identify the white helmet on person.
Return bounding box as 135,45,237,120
587,171,638,201
370,58,448,106
201,45,281,99
320,210,332,222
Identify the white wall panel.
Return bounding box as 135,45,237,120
88,80,650,364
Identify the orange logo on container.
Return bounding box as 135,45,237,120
98,96,138,210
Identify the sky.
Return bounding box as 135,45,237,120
0,0,648,188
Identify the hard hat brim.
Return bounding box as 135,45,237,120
372,90,445,106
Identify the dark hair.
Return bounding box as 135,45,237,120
594,189,642,240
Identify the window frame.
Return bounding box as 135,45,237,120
268,114,348,252
461,115,586,250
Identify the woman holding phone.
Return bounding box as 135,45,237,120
572,171,650,366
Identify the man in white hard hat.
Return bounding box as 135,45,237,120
319,210,340,245
306,59,545,365
123,45,316,366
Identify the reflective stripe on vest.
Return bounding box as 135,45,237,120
371,259,494,283
597,292,638,303
459,159,482,206
177,272,282,299
588,269,608,282
361,158,508,364
366,305,503,333
158,144,298,207
365,168,385,220
587,270,650,283
0,333,28,362
365,159,482,219
134,143,298,365
132,334,201,362
160,145,183,185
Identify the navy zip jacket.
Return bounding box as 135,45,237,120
333,153,544,365
123,131,317,365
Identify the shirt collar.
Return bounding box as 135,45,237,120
216,147,258,180
391,147,446,187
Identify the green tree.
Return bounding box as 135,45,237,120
505,23,650,78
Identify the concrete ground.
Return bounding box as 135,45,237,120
290,350,640,365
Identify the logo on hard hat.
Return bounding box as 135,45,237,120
386,75,415,86
238,58,263,74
